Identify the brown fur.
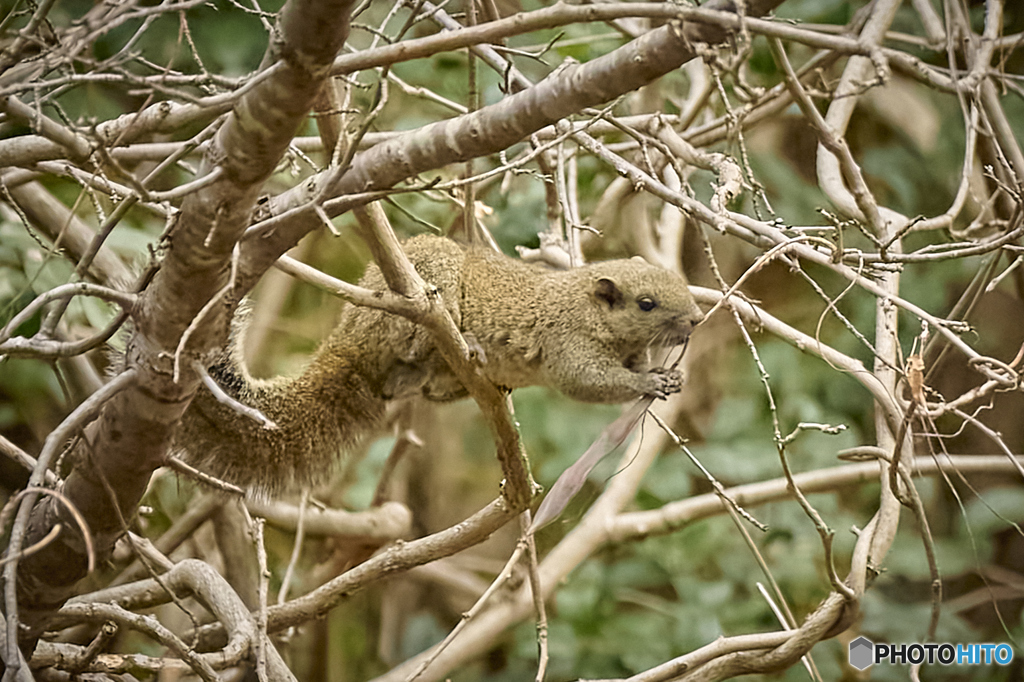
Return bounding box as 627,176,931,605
174,235,703,493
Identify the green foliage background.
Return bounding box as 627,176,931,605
1,0,1022,680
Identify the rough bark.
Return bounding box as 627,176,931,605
12,0,357,640
236,0,787,291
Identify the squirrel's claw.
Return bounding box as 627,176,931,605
645,368,683,399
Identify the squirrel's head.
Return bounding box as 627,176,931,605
587,259,704,348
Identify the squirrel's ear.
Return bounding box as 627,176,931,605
594,277,624,308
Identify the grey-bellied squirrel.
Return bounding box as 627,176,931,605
174,234,703,492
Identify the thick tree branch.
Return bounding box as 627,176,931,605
10,0,358,654
235,0,787,292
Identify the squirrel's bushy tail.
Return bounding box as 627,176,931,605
173,328,386,494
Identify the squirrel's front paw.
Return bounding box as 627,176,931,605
643,368,683,399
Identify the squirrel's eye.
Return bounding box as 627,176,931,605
637,297,657,311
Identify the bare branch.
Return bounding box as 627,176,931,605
11,0,360,647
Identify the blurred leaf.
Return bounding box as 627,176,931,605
512,386,620,484
960,487,1024,543
532,399,648,531
640,450,693,503
343,436,395,510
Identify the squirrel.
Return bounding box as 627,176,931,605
173,234,704,493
